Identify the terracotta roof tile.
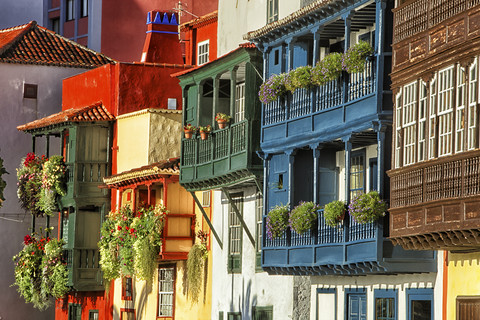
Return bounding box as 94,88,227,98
180,11,218,31
103,159,180,187
17,102,115,132
244,0,334,40
172,42,257,78
0,21,114,68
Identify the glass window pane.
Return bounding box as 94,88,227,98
411,300,431,320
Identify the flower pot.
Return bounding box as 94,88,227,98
184,130,193,139
217,119,228,129
200,131,209,140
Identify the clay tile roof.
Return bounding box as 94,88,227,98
172,42,257,78
180,10,218,31
244,0,333,40
0,21,114,68
17,102,115,132
103,158,180,188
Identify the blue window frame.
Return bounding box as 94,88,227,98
345,288,367,320
407,288,434,320
374,289,397,320
316,288,336,320
350,149,366,199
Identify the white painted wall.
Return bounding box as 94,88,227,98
211,187,294,319
217,0,301,56
0,62,93,319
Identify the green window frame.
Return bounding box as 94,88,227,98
228,193,243,273
255,192,263,271
89,310,99,320
253,306,273,320
227,312,242,320
68,303,82,320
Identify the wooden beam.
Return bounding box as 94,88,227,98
190,191,223,250
222,187,256,247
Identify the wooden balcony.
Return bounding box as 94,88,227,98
64,248,103,291
261,60,384,152
180,120,262,191
63,161,109,207
160,212,195,260
262,209,435,275
389,150,480,251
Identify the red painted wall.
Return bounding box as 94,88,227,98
181,13,217,66
55,283,114,320
100,0,218,62
196,20,217,63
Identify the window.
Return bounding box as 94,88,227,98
253,306,273,320
437,66,454,156
219,311,224,320
120,309,135,320
51,18,60,33
255,192,263,270
468,58,478,150
228,193,243,273
66,0,74,21
395,91,402,168
68,303,81,320
316,288,336,320
80,0,88,17
456,66,466,152
122,277,133,300
202,190,211,207
418,81,427,162
158,267,175,317
346,290,367,320
403,81,417,165
274,49,280,65
227,312,242,320
429,75,437,159
88,310,99,320
267,0,278,23
407,288,433,320
23,83,38,99
350,150,365,199
235,83,245,122
457,296,480,320
197,40,209,65
374,289,397,320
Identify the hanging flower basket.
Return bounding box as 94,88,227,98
324,200,346,228
348,191,388,224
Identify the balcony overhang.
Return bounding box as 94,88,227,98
181,168,262,192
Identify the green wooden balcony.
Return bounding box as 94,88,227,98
180,120,262,191
64,248,103,291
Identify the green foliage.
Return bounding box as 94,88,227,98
311,52,343,86
285,66,313,93
17,153,46,216
289,201,321,234
38,155,67,215
266,204,289,239
12,233,67,310
186,243,208,303
348,191,388,224
98,205,166,283
342,41,374,73
258,73,288,104
0,155,7,207
324,200,346,227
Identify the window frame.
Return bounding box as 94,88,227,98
227,312,242,320
66,0,75,21
68,303,82,320
235,82,246,122
345,288,367,320
468,58,478,150
120,308,136,320
406,288,434,320
349,149,366,199
374,289,397,320
228,193,243,274
456,296,480,320
88,310,99,320
253,306,273,320
122,276,133,301
316,288,337,320
255,192,263,271
23,83,38,99
437,65,454,156
402,81,418,166
456,65,466,153
267,0,279,23
157,265,176,319
80,0,88,17
197,40,210,66
202,190,211,207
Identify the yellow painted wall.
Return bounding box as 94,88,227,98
117,113,150,173
446,252,480,319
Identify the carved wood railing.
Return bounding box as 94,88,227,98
389,150,480,208
393,0,480,43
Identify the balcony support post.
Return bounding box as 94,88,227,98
229,67,238,121
32,135,36,154
221,188,256,247
196,82,204,129
375,0,387,113
190,191,223,250
45,134,50,157
212,75,220,127
342,12,352,107
311,144,321,204
343,136,352,243
285,37,296,72
375,122,387,197
311,26,322,65
286,149,296,208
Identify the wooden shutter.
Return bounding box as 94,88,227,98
457,296,480,320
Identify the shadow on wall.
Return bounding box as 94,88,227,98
134,276,153,320
229,278,257,320
449,252,480,268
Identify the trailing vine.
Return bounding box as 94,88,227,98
186,241,208,303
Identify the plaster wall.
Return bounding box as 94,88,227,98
0,62,91,319
217,1,300,56
211,187,294,319
446,251,480,319
309,255,443,320
116,109,182,173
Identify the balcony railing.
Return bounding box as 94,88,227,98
263,59,376,126
390,150,480,208
393,0,480,43
264,209,376,249
63,248,102,289
182,120,248,166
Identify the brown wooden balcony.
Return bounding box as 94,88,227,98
388,150,480,251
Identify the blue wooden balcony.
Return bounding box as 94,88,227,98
262,209,436,275
261,59,385,151
180,120,263,191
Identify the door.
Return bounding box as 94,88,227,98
348,293,367,320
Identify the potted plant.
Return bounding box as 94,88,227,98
258,73,288,104
324,200,346,227
289,201,321,234
183,124,197,139
266,204,290,239
311,52,343,86
198,125,212,140
348,191,388,224
342,41,374,73
285,65,313,93
215,113,232,129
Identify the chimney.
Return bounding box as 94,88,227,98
141,11,183,64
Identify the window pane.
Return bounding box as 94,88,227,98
350,152,365,199
158,267,174,317
411,300,431,320
375,298,395,320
